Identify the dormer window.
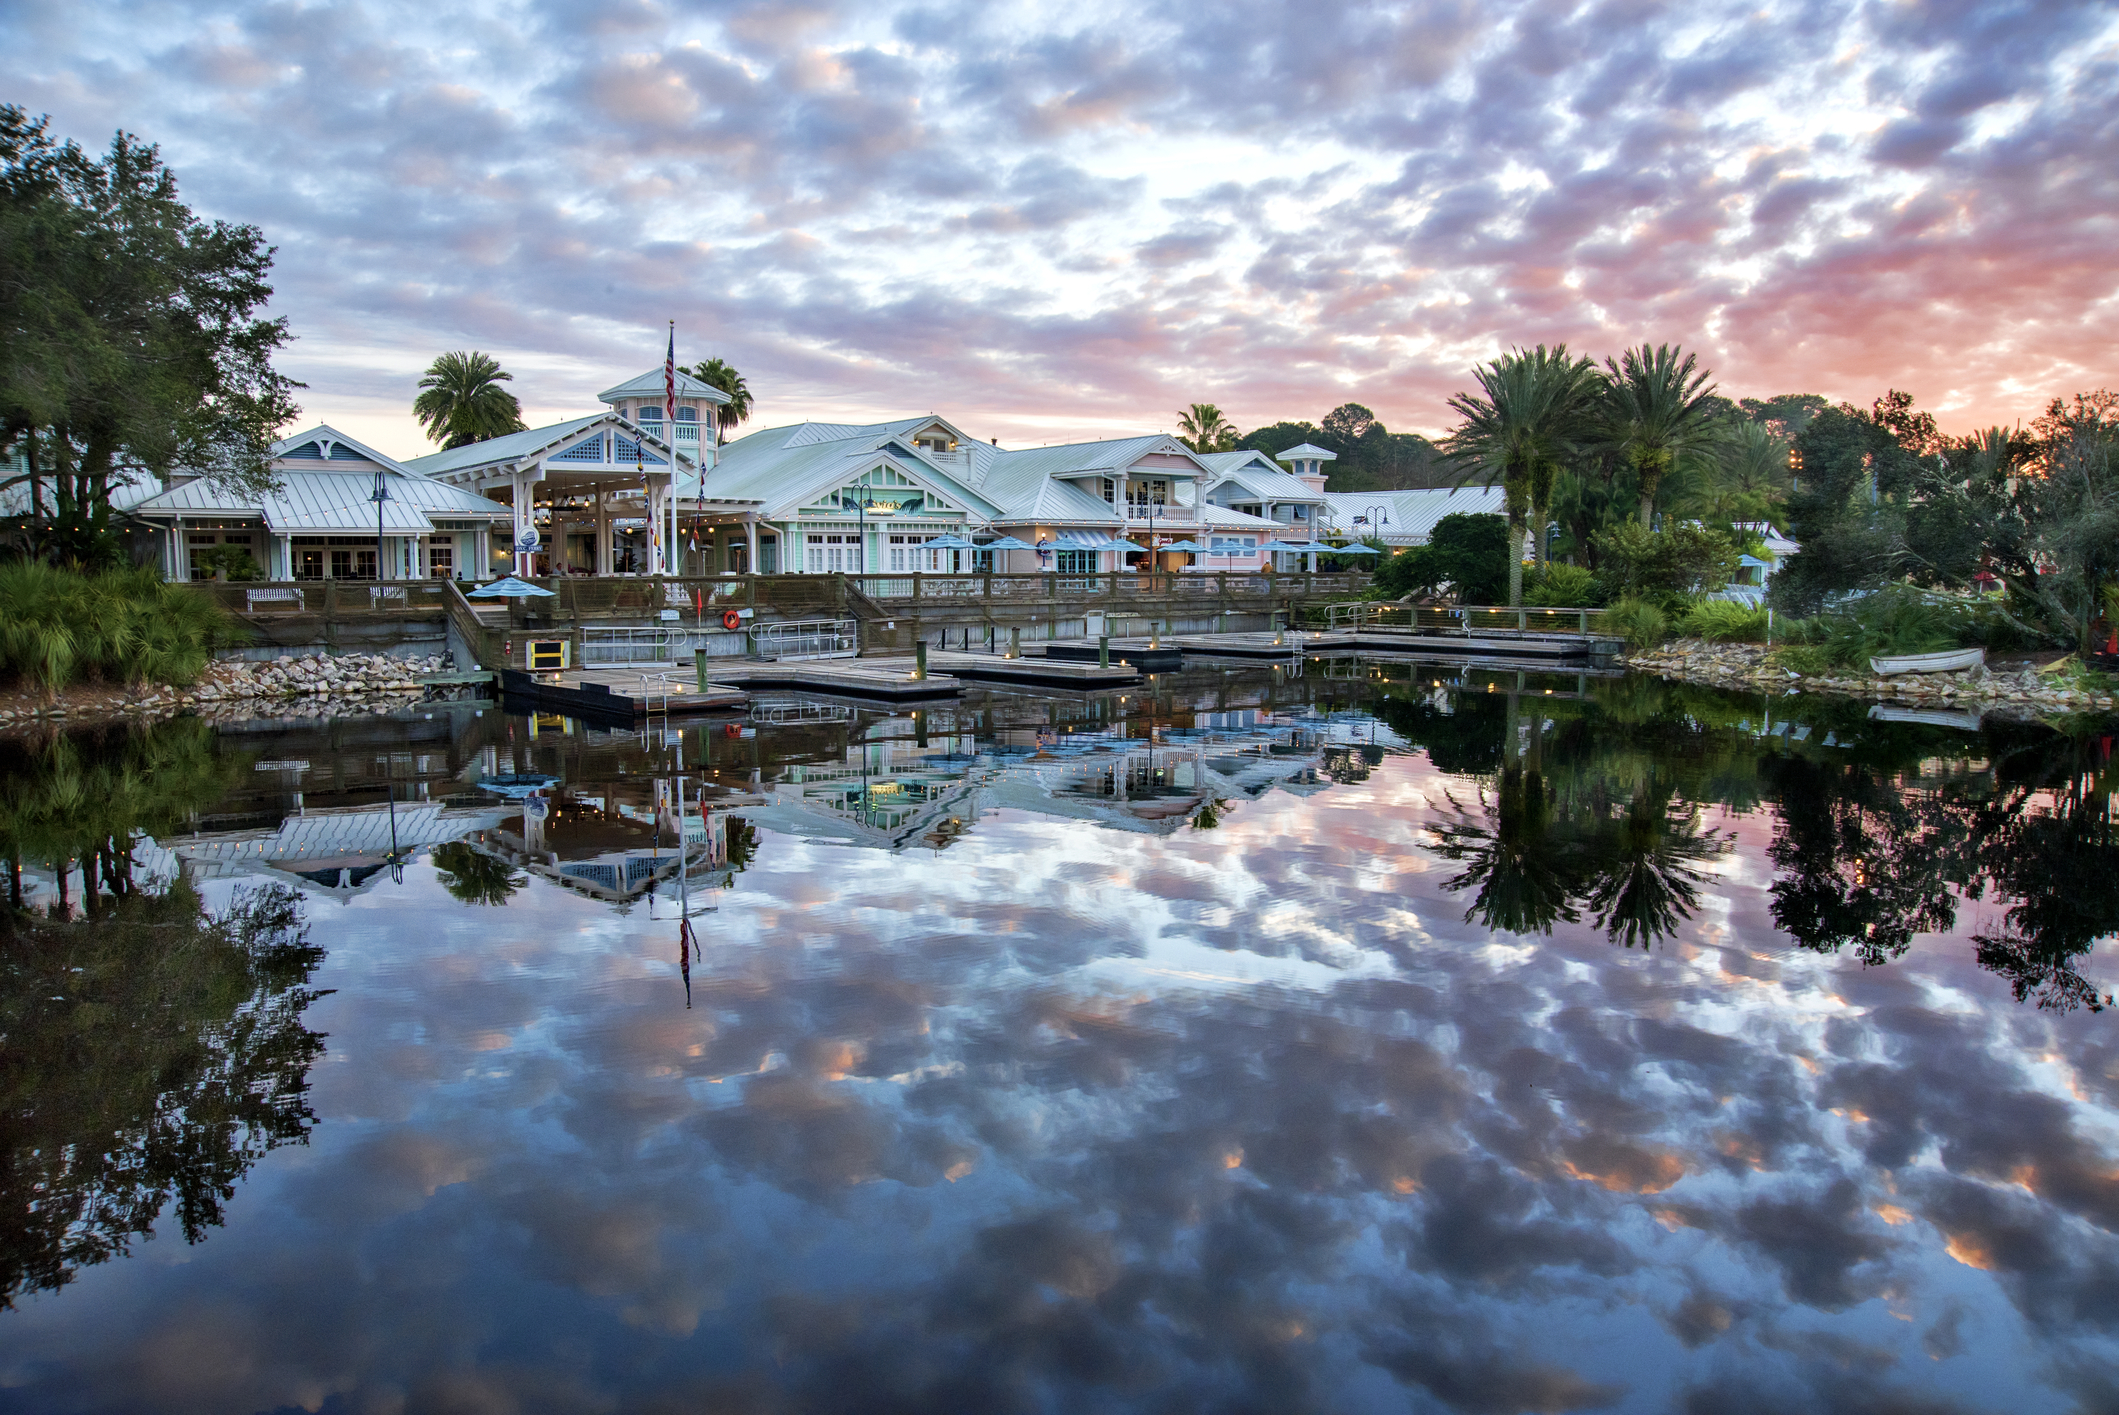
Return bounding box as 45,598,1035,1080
637,404,663,424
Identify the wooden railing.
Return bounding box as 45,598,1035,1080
851,571,1366,603
1323,601,1614,636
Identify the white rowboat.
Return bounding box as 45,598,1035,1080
1868,647,1984,676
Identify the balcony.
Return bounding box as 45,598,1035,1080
1122,502,1196,526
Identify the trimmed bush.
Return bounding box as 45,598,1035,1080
1604,597,1669,651
0,562,239,694
1677,599,1770,643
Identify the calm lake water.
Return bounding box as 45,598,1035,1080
2,662,2116,1414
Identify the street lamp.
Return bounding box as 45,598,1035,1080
371,468,391,584
1356,504,1390,542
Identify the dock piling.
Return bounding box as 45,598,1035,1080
914,640,928,680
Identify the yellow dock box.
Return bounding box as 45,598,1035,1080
526,639,569,671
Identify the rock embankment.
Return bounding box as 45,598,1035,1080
0,652,458,729
1623,640,2118,717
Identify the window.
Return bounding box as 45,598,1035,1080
429,544,454,579
675,407,697,422
806,533,859,573
1127,479,1169,512
295,549,324,580
329,549,378,580
1055,550,1096,574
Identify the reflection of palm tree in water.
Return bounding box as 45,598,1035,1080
1432,767,1583,936
430,841,526,907
1189,797,1232,830
1434,766,1726,947
1580,780,1726,948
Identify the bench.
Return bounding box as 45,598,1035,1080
245,588,304,612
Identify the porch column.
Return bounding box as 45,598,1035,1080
747,517,760,577
645,476,668,576
594,487,612,576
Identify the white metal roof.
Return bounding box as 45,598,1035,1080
1320,487,1506,543
597,367,733,405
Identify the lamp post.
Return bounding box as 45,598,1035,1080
371,468,391,585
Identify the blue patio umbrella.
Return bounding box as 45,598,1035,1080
922,534,979,549
1156,540,1204,552
469,576,557,598
1320,542,1380,555
980,534,1035,550
1254,540,1313,554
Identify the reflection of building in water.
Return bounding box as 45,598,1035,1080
168,801,515,899
469,778,763,907
730,708,1361,849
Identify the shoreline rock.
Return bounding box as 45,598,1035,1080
1621,640,2118,721
0,651,472,734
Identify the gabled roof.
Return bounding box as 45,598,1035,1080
1276,442,1338,463
402,412,688,479
272,424,405,468
130,465,509,531
983,434,1205,480
703,424,1000,521
992,476,1123,527
597,367,733,405
1200,457,1326,504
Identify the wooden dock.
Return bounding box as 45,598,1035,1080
707,658,963,701
926,651,1141,688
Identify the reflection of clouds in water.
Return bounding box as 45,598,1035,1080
5,751,2117,1414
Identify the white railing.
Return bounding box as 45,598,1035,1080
752,618,858,660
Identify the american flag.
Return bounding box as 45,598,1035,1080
664,323,677,425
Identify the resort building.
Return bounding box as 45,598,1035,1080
121,363,1362,582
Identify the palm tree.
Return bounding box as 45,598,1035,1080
1441,345,1602,606
1595,344,1720,527
1177,404,1238,454
685,358,753,434
412,352,527,449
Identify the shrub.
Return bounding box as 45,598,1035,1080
1677,599,1770,642
1373,514,1510,604
1603,597,1669,651
0,562,239,694
1593,522,1740,610
1766,644,1835,676
1525,563,1601,607
1813,584,1961,669
190,545,261,581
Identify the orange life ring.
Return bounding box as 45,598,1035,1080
721,610,742,631
725,722,742,738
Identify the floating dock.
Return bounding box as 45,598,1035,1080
1044,640,1183,671
500,668,747,723
927,650,1141,688
707,658,963,702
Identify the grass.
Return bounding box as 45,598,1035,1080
0,562,240,695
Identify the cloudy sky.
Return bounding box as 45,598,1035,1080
5,0,2116,457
